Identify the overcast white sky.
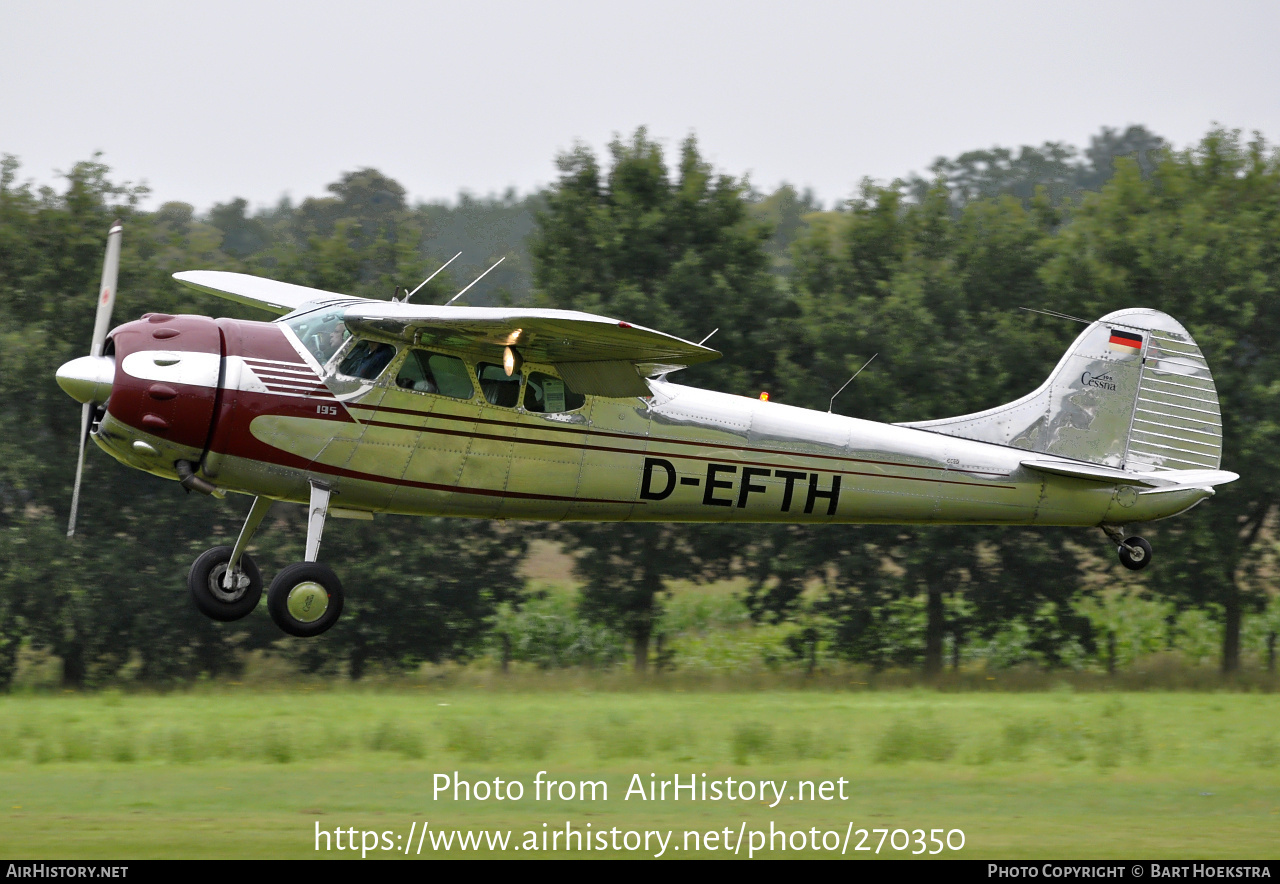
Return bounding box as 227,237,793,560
4,0,1278,212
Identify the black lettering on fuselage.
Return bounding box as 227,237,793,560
775,470,807,512
737,467,771,508
703,464,737,506
641,457,676,500
804,473,841,515
645,457,841,516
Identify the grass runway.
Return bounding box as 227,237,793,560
1,686,1277,859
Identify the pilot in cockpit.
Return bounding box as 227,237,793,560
339,340,395,380
325,326,346,361
309,319,348,364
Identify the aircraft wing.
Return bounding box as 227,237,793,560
173,270,372,315
341,302,720,395
173,271,720,396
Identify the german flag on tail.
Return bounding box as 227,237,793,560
1108,329,1143,355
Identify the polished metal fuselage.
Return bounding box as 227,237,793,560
92,317,1210,529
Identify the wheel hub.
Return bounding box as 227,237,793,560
286,581,330,623
207,564,247,603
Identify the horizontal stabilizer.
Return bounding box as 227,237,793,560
1022,459,1239,491
1021,459,1163,487
1135,469,1239,493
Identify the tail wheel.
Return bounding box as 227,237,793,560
267,562,344,637
188,546,263,621
1118,536,1153,571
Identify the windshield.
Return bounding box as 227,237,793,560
284,310,349,366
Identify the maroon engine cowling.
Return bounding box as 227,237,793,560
107,313,223,453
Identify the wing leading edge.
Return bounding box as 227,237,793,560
174,270,370,315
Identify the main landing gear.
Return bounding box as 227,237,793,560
187,481,345,636
1102,525,1153,571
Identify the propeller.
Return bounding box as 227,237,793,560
63,220,123,538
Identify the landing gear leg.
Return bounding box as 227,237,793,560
304,480,329,565
1102,525,1153,571
268,481,345,637
188,496,272,621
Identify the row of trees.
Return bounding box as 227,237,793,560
0,124,1276,686
0,158,533,686
528,126,1279,675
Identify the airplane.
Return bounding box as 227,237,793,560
55,223,1238,638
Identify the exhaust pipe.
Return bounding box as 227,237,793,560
175,460,219,496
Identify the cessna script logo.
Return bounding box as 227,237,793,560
1081,371,1117,391
640,457,841,515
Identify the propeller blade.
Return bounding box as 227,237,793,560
89,220,123,357
67,402,92,538
68,221,123,537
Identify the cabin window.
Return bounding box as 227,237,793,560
338,339,397,380
395,350,474,400
476,362,522,407
524,371,586,413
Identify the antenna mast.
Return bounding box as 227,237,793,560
1018,306,1090,325
404,252,462,302
445,256,506,306
828,353,877,413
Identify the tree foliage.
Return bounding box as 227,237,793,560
0,155,536,686
1040,130,1280,671
529,130,786,667
779,128,1280,673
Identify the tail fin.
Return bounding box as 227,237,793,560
898,308,1223,471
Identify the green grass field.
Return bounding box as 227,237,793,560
1,686,1277,859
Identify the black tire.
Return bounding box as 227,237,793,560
1118,536,1153,571
267,562,344,637
188,546,263,621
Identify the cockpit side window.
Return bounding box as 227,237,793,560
476,362,522,407
395,350,474,400
524,371,586,413
339,339,397,380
